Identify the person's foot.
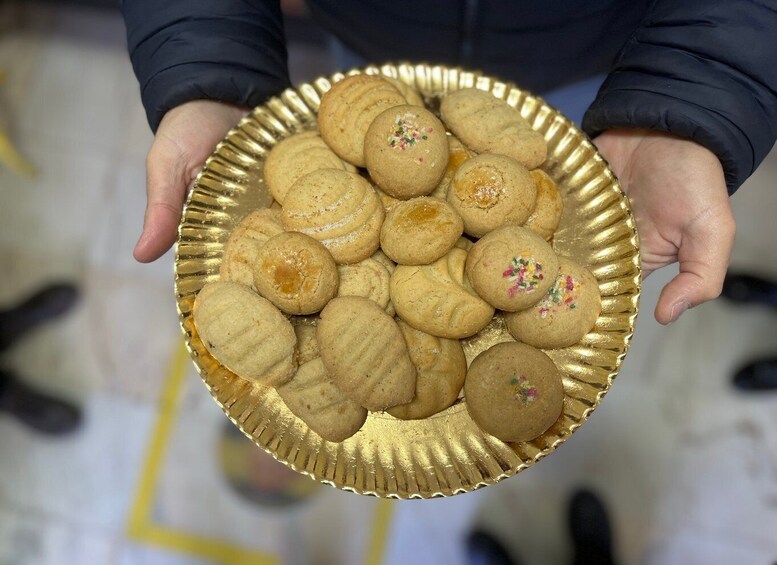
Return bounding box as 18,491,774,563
0,283,80,352
568,488,616,565
721,273,777,309
732,358,777,392
0,370,82,435
465,530,520,565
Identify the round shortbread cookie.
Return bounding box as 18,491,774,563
318,74,407,167
448,153,537,238
192,282,296,386
429,136,475,200
219,209,284,289
524,169,563,241
281,169,385,264
464,342,564,443
390,247,494,339
277,357,367,442
364,105,449,199
318,297,416,411
387,321,467,420
336,255,394,315
264,130,355,205
253,232,339,315
380,197,464,265
440,88,547,169
505,257,601,349
465,225,559,311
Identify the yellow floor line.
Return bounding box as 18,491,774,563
365,499,395,565
126,342,277,564
127,340,395,565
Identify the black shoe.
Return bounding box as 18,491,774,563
569,488,616,565
0,370,82,435
465,530,519,565
0,283,80,352
732,358,777,392
721,273,777,309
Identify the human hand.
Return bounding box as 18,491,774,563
593,129,736,325
134,100,249,263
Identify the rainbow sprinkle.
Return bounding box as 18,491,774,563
387,113,433,151
510,375,538,405
503,256,544,297
537,274,580,318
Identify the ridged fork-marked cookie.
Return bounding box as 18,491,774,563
384,76,424,107
390,247,494,339
387,321,467,420
281,169,385,264
192,282,296,386
318,74,406,167
292,320,319,365
524,169,564,241
219,209,284,289
277,357,367,442
264,130,356,205
253,231,339,315
318,297,416,411
336,255,394,315
440,88,547,169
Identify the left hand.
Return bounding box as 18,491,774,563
593,129,736,325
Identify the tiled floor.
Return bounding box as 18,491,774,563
1,3,776,565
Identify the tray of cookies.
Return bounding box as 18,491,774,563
175,63,641,498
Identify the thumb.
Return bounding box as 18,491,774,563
654,205,736,324
133,136,191,263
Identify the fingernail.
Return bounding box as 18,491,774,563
669,300,691,323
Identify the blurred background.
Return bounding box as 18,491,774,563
1,1,776,564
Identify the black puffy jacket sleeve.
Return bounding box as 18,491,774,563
582,0,777,193
122,0,291,132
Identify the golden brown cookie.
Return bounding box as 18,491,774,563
253,232,339,315
364,105,449,199
524,170,563,241
264,131,355,205
380,197,464,265
318,74,407,167
440,88,547,169
465,225,559,311
429,136,475,200
219,209,284,289
464,342,564,442
318,297,416,410
505,257,601,349
336,255,394,315
192,282,296,386
292,320,319,365
390,247,495,339
281,169,385,264
387,321,467,420
447,153,537,238
277,357,367,442
374,185,402,212
384,76,424,106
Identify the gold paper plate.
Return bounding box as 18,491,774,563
174,63,641,499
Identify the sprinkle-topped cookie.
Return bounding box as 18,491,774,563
465,226,559,312
505,256,601,349
464,342,564,443
364,105,449,199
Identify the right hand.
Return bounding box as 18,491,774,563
134,100,249,263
